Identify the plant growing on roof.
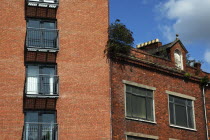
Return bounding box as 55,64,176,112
186,54,203,67
184,72,191,81
200,76,209,86
104,19,134,60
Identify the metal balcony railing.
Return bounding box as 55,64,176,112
24,123,58,140
25,74,59,97
27,0,59,4
26,28,59,51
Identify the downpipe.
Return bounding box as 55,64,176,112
203,85,209,140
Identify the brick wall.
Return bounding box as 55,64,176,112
111,44,209,140
56,0,111,139
0,1,25,139
111,60,207,140
0,0,111,139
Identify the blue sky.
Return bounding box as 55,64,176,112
110,0,210,73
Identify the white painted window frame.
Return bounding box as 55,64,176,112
123,80,156,124
166,90,197,131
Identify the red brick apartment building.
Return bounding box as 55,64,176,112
0,0,110,140
0,0,210,140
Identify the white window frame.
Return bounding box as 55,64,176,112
174,49,183,70
125,132,159,140
123,80,156,124
166,90,196,131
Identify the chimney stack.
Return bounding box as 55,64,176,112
194,62,201,70
137,39,162,52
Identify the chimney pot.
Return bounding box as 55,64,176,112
194,62,201,70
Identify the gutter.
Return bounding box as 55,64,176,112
203,82,209,140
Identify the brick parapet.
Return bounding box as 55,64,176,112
131,48,209,79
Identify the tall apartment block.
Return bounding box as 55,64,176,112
1,0,210,140
0,0,110,140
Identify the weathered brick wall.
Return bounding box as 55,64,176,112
56,0,111,139
111,60,207,140
0,1,25,139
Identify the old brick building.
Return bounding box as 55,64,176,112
110,38,210,140
1,0,210,140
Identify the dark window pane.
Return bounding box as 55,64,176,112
147,98,153,121
126,85,154,121
175,105,187,127
169,95,194,128
27,20,40,28
126,93,132,117
187,100,192,107
43,22,55,29
132,96,146,119
126,85,132,92
136,87,147,96
146,91,153,97
188,106,194,128
174,97,186,105
132,86,138,94
42,113,55,123
40,67,55,94
41,67,55,75
25,112,38,122
169,96,174,102
169,102,175,124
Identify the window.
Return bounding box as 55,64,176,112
27,19,56,29
127,136,155,140
26,19,58,49
169,95,195,129
26,64,58,96
24,111,57,140
174,49,183,70
126,84,154,121
29,0,57,4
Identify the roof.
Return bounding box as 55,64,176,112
148,39,188,55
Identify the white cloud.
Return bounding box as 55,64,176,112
158,0,210,44
159,25,174,41
204,50,210,64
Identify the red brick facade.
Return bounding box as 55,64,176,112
0,1,25,139
56,0,110,139
111,40,210,140
0,0,111,140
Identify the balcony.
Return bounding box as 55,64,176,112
26,0,59,8
26,28,59,52
24,123,58,140
25,74,59,98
